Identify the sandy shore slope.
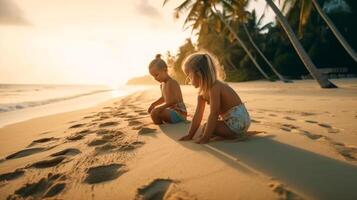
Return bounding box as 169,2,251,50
1,79,357,200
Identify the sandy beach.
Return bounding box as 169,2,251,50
1,79,357,200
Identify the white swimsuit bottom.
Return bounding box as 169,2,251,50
221,104,251,136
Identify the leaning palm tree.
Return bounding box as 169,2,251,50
282,0,357,62
163,0,272,81
265,0,337,88
198,13,249,72
214,4,291,82
241,10,292,82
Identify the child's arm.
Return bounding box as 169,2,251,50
196,85,220,144
148,96,164,113
154,81,180,111
179,96,205,141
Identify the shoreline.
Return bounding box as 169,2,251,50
0,85,150,128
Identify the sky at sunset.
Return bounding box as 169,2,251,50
0,0,274,86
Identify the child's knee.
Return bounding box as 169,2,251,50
150,111,162,124
150,110,158,119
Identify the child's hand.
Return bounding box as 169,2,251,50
195,135,210,144
179,134,193,141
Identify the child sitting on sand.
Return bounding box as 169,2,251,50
179,52,251,144
147,54,187,124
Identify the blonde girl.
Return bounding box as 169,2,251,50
179,52,250,144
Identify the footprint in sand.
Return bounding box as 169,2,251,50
138,127,157,135
101,134,116,140
298,130,323,140
268,182,303,200
28,137,59,147
29,156,66,168
66,133,85,141
44,182,66,197
0,169,25,182
134,109,146,113
138,112,149,116
83,115,95,119
283,116,296,121
332,143,357,161
78,129,92,134
84,163,125,184
300,112,316,116
69,123,85,129
8,173,66,199
118,141,145,151
95,143,117,153
99,121,119,128
125,115,137,119
96,129,124,136
135,179,174,200
113,113,125,118
316,123,340,133
32,137,57,143
66,129,92,141
39,131,51,135
305,120,318,124
280,124,298,132
50,148,81,157
88,138,109,146
280,127,292,132
129,120,143,126
132,126,144,130
99,115,110,120
6,147,47,160
251,119,261,123
318,123,332,128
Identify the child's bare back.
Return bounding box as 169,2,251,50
147,54,187,124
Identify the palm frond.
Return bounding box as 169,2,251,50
257,11,265,27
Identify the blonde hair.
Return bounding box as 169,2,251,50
148,54,167,71
182,51,225,96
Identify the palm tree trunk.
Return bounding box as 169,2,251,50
311,0,357,62
211,5,272,81
265,0,337,88
242,23,292,83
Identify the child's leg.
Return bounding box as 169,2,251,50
199,121,236,140
212,121,237,140
150,108,172,124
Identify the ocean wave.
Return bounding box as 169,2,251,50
0,89,112,113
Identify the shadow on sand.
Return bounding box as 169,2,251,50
159,123,357,200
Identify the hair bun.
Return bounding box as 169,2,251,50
155,54,161,59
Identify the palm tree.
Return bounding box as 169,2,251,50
265,0,337,88
241,10,292,82
198,13,244,72
163,0,272,81
210,4,291,82
283,0,357,62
